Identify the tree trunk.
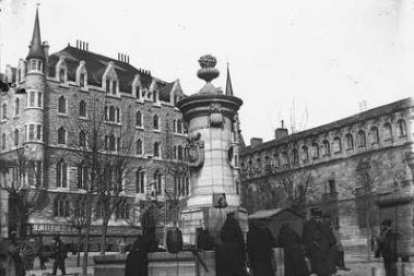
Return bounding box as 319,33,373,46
77,228,82,267
366,201,371,262
82,196,93,276
100,218,109,255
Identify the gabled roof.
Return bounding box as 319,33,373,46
47,46,175,96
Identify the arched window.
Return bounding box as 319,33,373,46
136,169,145,193
1,103,7,120
109,135,116,151
153,115,159,130
136,139,143,155
302,146,309,163
109,106,115,122
58,127,66,144
369,127,379,144
345,133,354,150
357,130,366,147
178,145,183,160
79,100,87,117
58,96,66,114
153,170,162,195
136,111,142,127
311,143,319,159
59,69,66,83
292,148,299,164
15,98,20,116
322,140,330,156
383,123,393,142
177,120,182,133
153,142,160,157
79,130,86,147
14,129,19,146
333,137,342,153
397,120,407,137
56,159,68,188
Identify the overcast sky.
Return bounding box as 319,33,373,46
1,0,414,143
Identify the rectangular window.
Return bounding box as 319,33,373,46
117,137,121,151
36,125,42,140
329,180,336,194
38,92,42,107
29,92,35,107
29,124,35,140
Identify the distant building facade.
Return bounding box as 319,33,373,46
240,98,414,255
0,10,189,249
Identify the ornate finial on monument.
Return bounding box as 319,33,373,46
197,55,220,83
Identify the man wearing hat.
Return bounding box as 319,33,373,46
302,208,337,276
375,219,399,276
51,235,67,275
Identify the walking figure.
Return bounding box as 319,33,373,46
51,236,67,275
375,219,399,276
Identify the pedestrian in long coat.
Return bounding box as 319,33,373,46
125,235,148,276
278,223,309,276
215,212,247,276
51,236,67,275
375,219,399,276
302,211,337,276
247,224,276,276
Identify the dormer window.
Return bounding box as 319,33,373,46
112,81,117,95
136,86,141,99
153,90,158,102
59,69,66,83
80,73,86,87
106,79,111,93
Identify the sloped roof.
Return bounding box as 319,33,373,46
47,46,175,96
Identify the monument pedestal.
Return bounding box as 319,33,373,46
180,206,248,245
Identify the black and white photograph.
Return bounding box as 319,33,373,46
0,0,413,275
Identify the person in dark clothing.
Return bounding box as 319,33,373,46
197,228,215,251
37,243,49,270
51,236,66,275
215,212,247,276
247,224,276,276
125,235,148,276
375,219,399,276
278,223,309,276
8,232,25,276
302,209,337,276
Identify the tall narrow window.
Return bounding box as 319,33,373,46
383,123,393,142
1,104,6,120
106,79,111,93
57,159,68,188
78,166,88,189
109,135,116,151
177,120,182,133
36,124,42,140
153,115,159,130
58,127,66,144
345,134,354,150
328,180,336,194
357,130,366,147
136,139,143,155
58,96,66,114
29,124,35,140
80,73,86,87
292,148,299,164
116,108,120,123
15,98,20,115
302,146,309,163
178,145,183,160
1,133,5,149
154,142,160,157
370,127,379,144
333,137,342,153
59,69,65,83
153,90,157,102
136,111,142,127
136,169,145,193
136,87,141,99
38,92,42,107
397,120,407,137
112,81,117,95
79,100,87,117
109,106,115,121
311,143,319,159
153,170,162,195
79,130,86,147
173,120,177,133
322,140,330,156
14,129,19,146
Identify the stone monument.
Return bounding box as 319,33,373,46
177,55,247,244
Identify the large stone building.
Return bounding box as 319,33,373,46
240,98,414,255
0,9,189,249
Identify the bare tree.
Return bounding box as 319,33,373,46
0,146,49,238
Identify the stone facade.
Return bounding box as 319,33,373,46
240,97,414,255
0,10,188,249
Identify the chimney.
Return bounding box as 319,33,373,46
250,137,263,148
76,40,89,51
275,120,289,140
118,53,130,63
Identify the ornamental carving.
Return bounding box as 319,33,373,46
210,103,223,127
187,132,204,169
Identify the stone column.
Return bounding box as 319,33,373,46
177,55,247,244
